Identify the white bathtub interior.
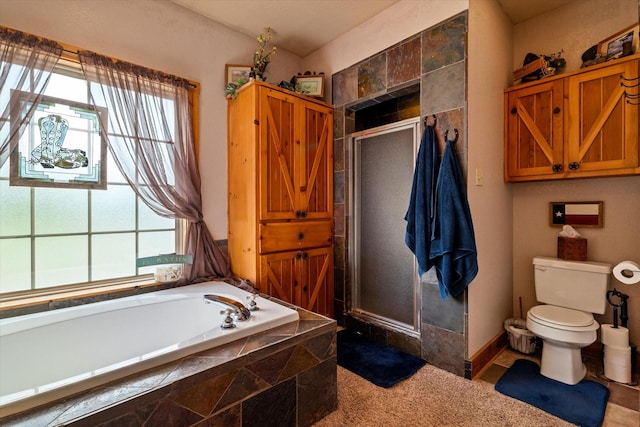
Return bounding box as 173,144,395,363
0,281,299,416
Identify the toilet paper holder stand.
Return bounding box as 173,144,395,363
606,288,629,329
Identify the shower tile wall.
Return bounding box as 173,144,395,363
332,12,469,377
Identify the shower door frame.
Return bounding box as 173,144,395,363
349,117,421,335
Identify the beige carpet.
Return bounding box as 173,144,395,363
312,364,574,427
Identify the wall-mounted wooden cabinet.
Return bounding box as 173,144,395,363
227,81,334,317
504,54,639,182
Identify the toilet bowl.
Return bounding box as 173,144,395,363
525,257,611,385
526,305,599,384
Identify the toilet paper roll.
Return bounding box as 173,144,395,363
604,358,632,383
604,345,631,358
604,345,632,383
612,260,640,285
601,324,630,347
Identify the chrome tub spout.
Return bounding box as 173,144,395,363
203,294,251,321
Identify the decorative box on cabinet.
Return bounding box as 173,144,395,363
504,54,639,182
227,81,334,317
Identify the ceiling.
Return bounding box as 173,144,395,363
170,0,577,57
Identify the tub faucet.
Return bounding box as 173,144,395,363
203,294,251,321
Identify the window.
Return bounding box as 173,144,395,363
0,67,183,296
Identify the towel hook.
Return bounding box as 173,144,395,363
424,114,437,128
445,128,459,144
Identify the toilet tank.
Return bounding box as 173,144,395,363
533,256,611,314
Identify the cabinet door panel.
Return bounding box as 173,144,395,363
567,61,638,173
298,103,333,219
260,88,297,220
505,80,564,179
298,247,333,317
259,248,333,317
260,252,297,302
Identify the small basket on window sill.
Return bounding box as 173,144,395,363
154,264,182,283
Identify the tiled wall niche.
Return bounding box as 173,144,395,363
332,12,469,377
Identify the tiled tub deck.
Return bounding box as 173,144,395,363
1,299,337,427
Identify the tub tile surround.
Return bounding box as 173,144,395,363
1,302,337,427
332,12,469,377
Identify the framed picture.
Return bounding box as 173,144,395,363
549,201,603,228
225,64,251,85
597,24,638,60
295,75,324,97
10,91,108,190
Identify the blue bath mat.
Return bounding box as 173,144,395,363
495,359,609,427
337,329,426,388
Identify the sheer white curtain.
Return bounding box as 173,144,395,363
78,51,252,289
0,26,62,167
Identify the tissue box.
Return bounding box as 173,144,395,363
557,236,587,261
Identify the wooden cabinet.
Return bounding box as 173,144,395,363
228,81,334,317
504,55,639,182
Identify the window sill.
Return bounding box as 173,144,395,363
0,279,179,318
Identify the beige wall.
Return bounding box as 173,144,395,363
509,0,640,346
512,0,638,74
466,0,514,357
0,0,302,239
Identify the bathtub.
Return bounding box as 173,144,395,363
0,281,299,418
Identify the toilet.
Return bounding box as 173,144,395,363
526,256,611,385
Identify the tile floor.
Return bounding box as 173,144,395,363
478,347,640,427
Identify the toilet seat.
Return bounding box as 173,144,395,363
528,305,597,331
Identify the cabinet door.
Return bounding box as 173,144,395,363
297,102,333,220
259,251,297,303
259,88,297,220
296,247,333,317
260,247,333,317
505,80,564,180
259,87,333,220
566,60,639,174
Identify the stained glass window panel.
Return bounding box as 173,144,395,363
35,235,88,287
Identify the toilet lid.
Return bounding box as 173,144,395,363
529,305,595,327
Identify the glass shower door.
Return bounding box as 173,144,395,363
352,118,420,332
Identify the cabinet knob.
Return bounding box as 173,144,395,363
568,161,580,170
510,107,517,115
552,164,563,173
298,232,304,240
553,107,561,114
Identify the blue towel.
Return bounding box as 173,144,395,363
404,125,439,277
429,140,478,299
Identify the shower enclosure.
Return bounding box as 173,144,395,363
350,117,421,334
